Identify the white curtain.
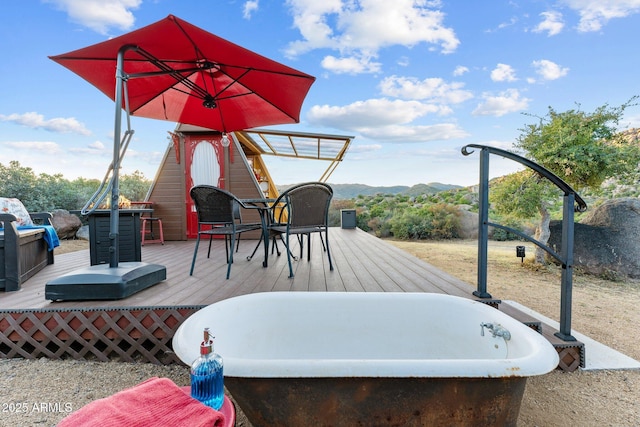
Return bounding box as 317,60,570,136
190,141,221,187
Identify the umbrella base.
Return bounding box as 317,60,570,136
45,262,166,301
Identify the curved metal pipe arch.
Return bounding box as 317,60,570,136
461,144,585,341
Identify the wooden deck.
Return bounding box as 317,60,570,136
0,228,584,370
0,228,479,309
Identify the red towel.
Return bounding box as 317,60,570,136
57,377,226,427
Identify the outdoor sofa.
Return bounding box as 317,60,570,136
0,211,56,292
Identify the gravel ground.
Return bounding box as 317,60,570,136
0,359,192,427
1,240,638,426
0,358,254,426
1,359,638,426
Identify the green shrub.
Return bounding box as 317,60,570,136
389,203,460,240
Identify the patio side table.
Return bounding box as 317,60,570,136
88,209,148,265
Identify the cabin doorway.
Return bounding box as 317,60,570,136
184,134,225,238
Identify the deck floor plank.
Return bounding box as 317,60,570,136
0,228,481,311
331,230,386,292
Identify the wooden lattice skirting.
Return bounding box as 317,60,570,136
0,306,206,365
542,328,586,372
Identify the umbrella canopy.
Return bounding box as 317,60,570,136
49,14,316,131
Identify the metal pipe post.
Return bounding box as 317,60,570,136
555,192,576,341
473,147,491,298
109,47,128,268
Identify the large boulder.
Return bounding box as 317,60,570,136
548,197,640,278
76,225,90,241
456,206,479,239
51,209,82,240
455,205,499,240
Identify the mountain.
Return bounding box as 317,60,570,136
327,183,462,199
277,183,461,199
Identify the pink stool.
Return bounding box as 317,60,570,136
141,216,164,245
132,201,165,245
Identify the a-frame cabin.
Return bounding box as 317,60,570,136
146,124,353,241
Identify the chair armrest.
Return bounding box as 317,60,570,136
0,213,19,233
0,213,19,223
239,203,264,212
29,212,53,225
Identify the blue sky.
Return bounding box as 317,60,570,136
2,1,640,187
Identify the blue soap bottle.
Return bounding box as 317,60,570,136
190,327,224,410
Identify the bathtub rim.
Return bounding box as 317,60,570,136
173,292,559,378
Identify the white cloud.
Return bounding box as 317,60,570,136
0,112,91,135
561,0,640,32
532,59,569,80
348,143,383,153
1,139,162,180
476,139,517,151
379,75,473,104
472,89,530,117
498,16,518,31
485,16,518,33
308,98,445,130
285,0,459,71
397,56,410,67
307,98,468,142
355,123,469,142
44,0,141,35
534,11,564,36
453,66,469,76
88,141,105,150
69,140,109,155
243,1,259,19
622,113,640,129
2,140,62,154
321,54,382,74
490,64,517,82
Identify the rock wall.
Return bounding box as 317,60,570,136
549,197,640,278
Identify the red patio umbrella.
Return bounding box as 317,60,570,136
50,14,315,131
47,15,315,277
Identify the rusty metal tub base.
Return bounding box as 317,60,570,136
226,376,527,427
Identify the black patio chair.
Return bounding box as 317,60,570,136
232,201,248,253
268,182,334,278
189,185,262,279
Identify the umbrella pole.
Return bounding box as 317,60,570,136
109,45,135,268
45,41,177,300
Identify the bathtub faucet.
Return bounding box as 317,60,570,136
480,322,511,341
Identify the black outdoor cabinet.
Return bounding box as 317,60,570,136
341,209,357,229
88,210,142,265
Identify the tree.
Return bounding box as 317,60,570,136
29,173,77,212
0,161,145,211
0,161,39,208
69,177,103,210
492,98,640,263
119,170,152,202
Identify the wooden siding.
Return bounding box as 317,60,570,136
147,144,187,241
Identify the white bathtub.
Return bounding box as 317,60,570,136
173,292,559,426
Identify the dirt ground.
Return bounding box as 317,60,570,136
53,239,89,255
2,239,639,426
389,239,640,427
